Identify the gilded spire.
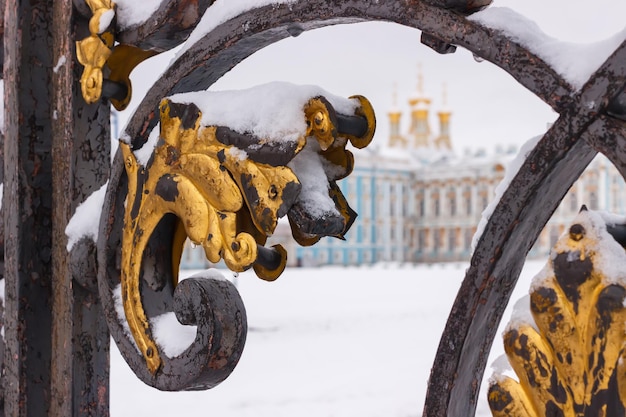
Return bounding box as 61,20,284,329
436,82,452,150
407,63,431,147
389,82,407,148
409,63,431,108
438,83,451,115
390,82,400,112
394,82,398,104
442,82,448,107
417,63,424,95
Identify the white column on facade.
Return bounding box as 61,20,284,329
383,179,392,261
471,176,479,218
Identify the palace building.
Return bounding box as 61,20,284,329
180,77,626,269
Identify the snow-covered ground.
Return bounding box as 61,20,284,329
111,260,545,416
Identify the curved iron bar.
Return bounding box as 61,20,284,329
72,0,215,53
584,115,626,177
122,0,571,150
425,129,595,417
107,0,626,410
424,41,626,417
115,0,216,52
98,151,247,390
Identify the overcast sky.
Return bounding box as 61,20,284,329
125,0,626,153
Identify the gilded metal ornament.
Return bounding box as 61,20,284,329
288,95,375,246
106,45,158,110
120,101,294,373
488,208,626,417
75,0,157,109
75,0,115,104
119,93,375,373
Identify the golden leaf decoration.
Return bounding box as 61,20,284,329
119,92,376,374
489,209,626,417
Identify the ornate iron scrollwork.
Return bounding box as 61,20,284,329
100,87,375,383
73,0,626,413
488,208,626,416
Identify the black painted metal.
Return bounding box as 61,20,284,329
51,1,75,414
4,1,54,415
585,117,626,177
256,245,285,272
336,114,369,138
68,48,112,416
3,1,111,415
101,80,128,102
115,0,216,52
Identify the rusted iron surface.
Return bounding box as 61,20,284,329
425,131,596,417
51,0,75,414
3,1,111,414
423,0,492,13
72,0,214,53
116,0,215,52
3,0,54,415
583,116,626,177
69,90,112,416
67,9,113,416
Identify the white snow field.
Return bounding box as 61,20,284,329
111,260,545,417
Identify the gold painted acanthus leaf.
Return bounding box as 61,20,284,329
176,152,243,213
489,209,626,417
219,151,299,236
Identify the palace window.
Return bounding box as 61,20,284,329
464,186,472,215
588,189,598,210
362,197,370,217
402,186,408,217
433,229,441,252
431,187,440,217
449,193,457,216
569,192,578,212
481,194,489,211
464,228,473,251
349,251,358,263
448,229,455,252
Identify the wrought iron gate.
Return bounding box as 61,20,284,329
1,0,625,416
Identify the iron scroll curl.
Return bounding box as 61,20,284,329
97,86,376,388
98,147,248,390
